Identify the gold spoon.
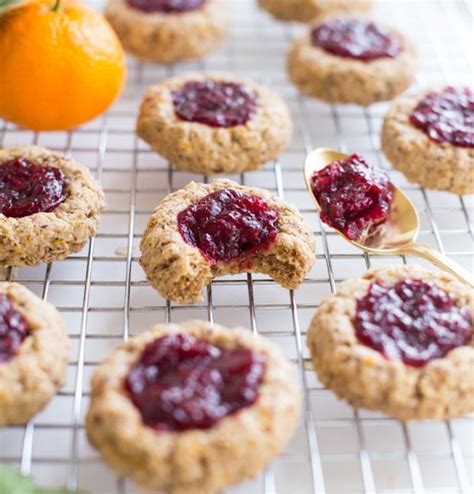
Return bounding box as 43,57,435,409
304,148,474,288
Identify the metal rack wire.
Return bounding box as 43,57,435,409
0,1,473,493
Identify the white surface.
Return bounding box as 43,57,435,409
0,0,473,493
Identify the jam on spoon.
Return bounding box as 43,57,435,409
311,153,393,241
125,333,266,431
304,147,474,287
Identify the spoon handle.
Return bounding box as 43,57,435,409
402,243,474,288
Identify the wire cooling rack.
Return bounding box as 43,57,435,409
1,0,473,493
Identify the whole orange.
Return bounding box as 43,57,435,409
0,0,126,131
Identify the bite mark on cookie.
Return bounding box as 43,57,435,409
139,180,315,303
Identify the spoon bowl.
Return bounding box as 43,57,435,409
304,148,473,287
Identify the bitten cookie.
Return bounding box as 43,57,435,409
140,179,315,303
382,86,474,195
136,72,292,175
307,265,474,421
0,146,106,267
287,16,418,105
0,282,69,426
104,0,227,63
86,320,301,494
259,0,372,23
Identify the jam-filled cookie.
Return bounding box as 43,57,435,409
382,86,473,195
0,282,69,426
259,0,372,23
287,16,418,105
104,0,227,63
140,179,315,303
307,266,474,420
136,73,292,175
86,320,300,494
0,146,106,266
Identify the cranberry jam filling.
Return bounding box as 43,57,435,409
409,87,474,148
178,189,279,264
355,279,473,367
172,81,258,128
311,153,393,241
311,18,401,61
0,294,30,363
0,158,67,218
125,333,266,431
126,0,205,13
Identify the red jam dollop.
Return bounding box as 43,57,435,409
311,153,393,241
0,158,67,218
409,87,474,148
355,279,473,367
125,333,266,431
126,0,205,13
178,189,279,264
172,81,258,128
311,18,401,61
0,294,30,363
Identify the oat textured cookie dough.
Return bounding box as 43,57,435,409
287,16,418,106
86,320,301,494
140,179,315,303
136,72,292,175
0,282,69,426
0,146,106,267
382,88,474,195
307,266,474,421
104,0,228,63
259,0,373,23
